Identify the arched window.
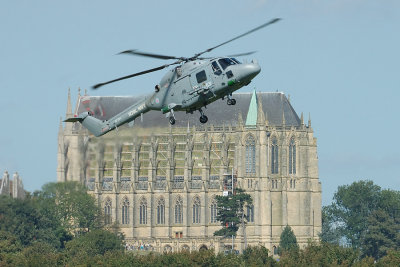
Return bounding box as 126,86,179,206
104,198,112,225
121,197,129,224
192,197,201,224
139,198,147,224
175,196,183,224
273,245,278,255
210,198,218,223
164,245,172,253
157,197,165,224
247,204,254,222
289,137,296,174
271,138,279,174
245,135,256,174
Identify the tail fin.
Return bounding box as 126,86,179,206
64,112,107,137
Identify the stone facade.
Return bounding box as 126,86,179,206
57,89,321,254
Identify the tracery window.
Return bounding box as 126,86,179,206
104,198,112,225
247,204,254,222
210,198,218,223
245,135,256,175
175,196,183,224
157,197,165,224
271,138,279,174
289,137,296,174
121,197,129,224
139,198,147,224
192,197,201,224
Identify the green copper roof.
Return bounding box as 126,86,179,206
245,90,258,126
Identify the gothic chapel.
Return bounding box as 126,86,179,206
57,89,321,253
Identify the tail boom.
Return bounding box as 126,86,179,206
65,98,150,137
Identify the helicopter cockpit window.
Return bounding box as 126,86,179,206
196,70,207,84
231,58,241,64
211,61,222,76
218,58,236,70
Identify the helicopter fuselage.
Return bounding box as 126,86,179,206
147,57,261,114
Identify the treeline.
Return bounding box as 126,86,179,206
1,180,400,266
0,182,124,266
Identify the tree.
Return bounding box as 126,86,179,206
377,249,400,267
0,195,61,248
278,225,299,254
34,181,103,235
362,209,400,259
323,180,381,248
323,180,400,259
214,188,252,237
242,246,276,266
65,229,124,261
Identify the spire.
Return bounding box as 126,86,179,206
308,113,312,127
265,110,269,126
245,89,258,126
282,109,286,126
301,112,304,125
66,88,72,118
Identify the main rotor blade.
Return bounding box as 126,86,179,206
226,51,257,57
92,62,179,90
118,50,186,61
197,51,257,60
194,18,281,59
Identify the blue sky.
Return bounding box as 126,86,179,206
0,0,399,205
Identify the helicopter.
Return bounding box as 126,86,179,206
65,18,281,137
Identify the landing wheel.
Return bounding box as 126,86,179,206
227,98,236,105
169,117,176,125
199,115,208,124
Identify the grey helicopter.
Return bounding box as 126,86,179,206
65,18,281,137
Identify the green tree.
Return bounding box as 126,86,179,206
242,246,276,266
0,195,61,248
278,225,299,254
362,209,400,259
214,188,252,237
65,229,124,262
377,249,400,267
323,180,381,248
34,181,103,235
20,242,60,267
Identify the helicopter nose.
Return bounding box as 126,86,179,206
239,62,261,82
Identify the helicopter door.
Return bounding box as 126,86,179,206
188,69,214,97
